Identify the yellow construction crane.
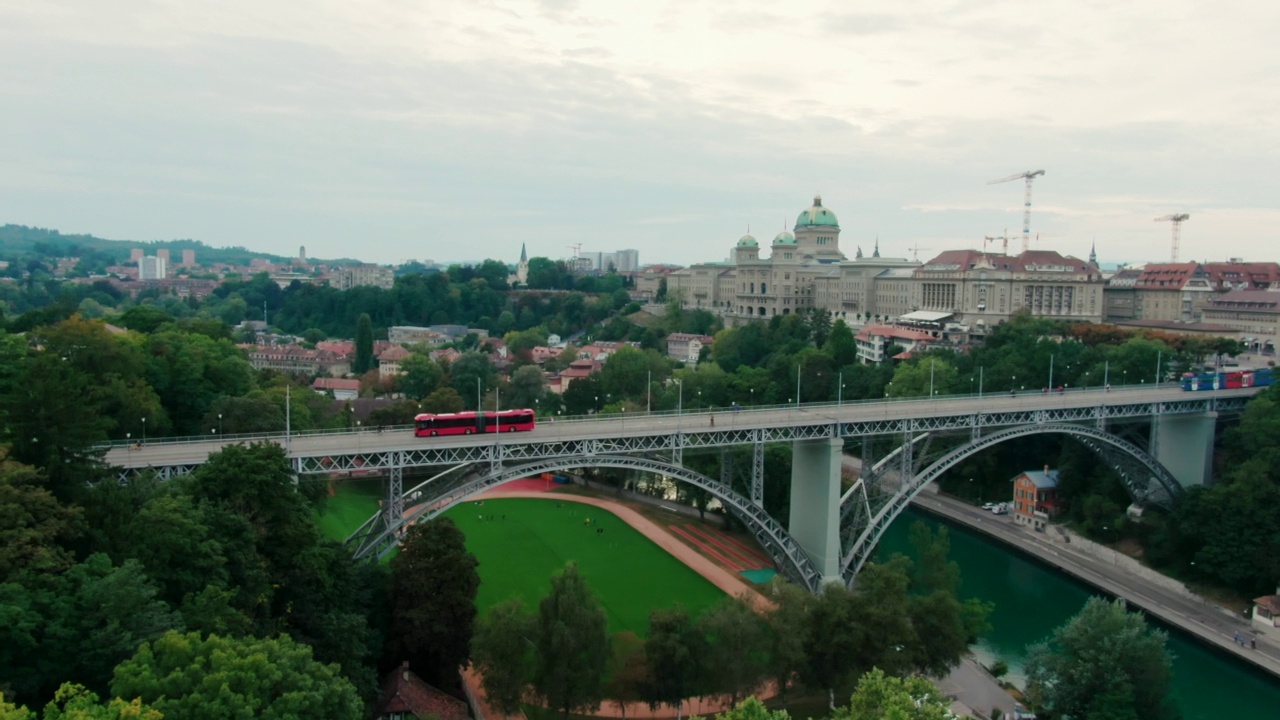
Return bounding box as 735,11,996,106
989,170,1045,252
1154,214,1190,262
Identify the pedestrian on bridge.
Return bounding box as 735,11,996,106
710,415,715,427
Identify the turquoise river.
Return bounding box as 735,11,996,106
876,509,1280,719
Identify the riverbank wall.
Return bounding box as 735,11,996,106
909,487,1280,680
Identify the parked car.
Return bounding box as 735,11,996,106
981,502,997,511
990,502,1010,515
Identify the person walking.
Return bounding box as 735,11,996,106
709,415,715,427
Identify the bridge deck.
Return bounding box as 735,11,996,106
104,385,1259,475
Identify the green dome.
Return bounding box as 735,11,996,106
737,234,758,247
796,195,839,228
773,230,796,245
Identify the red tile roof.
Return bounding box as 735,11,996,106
1135,263,1202,289
377,662,470,720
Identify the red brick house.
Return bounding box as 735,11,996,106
1013,466,1061,531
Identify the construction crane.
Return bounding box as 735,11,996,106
1154,213,1190,262
909,241,932,262
984,230,1011,255
565,243,582,259
989,169,1045,253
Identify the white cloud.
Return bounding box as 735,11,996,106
0,0,1276,266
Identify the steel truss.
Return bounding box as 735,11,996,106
350,454,824,591
839,422,1185,584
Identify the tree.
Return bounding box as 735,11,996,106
763,581,810,705
800,584,863,709
507,364,548,411
397,354,444,400
116,305,175,335
605,632,647,720
0,464,83,580
888,356,958,398
353,313,374,374
0,683,162,720
707,697,791,720
421,387,465,414
471,600,535,715
450,351,497,409
695,595,767,704
830,668,952,720
387,518,480,689
1024,597,1174,720
643,607,703,720
111,631,363,720
825,319,857,367
532,563,611,719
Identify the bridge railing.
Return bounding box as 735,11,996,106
91,380,1202,450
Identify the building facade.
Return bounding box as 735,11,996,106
332,264,395,290
1013,467,1061,531
668,195,1102,331
139,255,167,280
1200,290,1280,354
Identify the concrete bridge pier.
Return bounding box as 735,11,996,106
1152,411,1218,487
789,437,843,584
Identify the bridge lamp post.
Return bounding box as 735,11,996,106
647,370,652,414
838,371,843,407
1048,354,1054,390
141,417,146,445
218,413,223,436
795,365,801,408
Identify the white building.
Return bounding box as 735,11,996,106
139,255,167,280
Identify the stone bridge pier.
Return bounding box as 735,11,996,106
789,437,844,585
1152,411,1218,487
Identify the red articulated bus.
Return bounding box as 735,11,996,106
414,409,537,437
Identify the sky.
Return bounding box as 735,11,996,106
2,1,1278,267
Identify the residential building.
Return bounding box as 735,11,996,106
156,249,170,265
333,264,395,290
139,255,167,280
634,264,681,301
666,333,715,364
130,248,144,263
181,249,196,266
378,345,412,379
1200,290,1280,354
1013,466,1061,531
1251,590,1280,640
244,344,349,377
855,324,936,364
1103,267,1142,322
375,662,471,720
389,326,448,346
312,377,361,401
554,359,601,393
1132,263,1215,323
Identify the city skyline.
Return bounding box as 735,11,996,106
1,1,1277,266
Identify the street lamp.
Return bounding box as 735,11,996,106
141,417,146,445
218,413,223,436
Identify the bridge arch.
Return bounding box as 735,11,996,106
840,423,1183,583
358,454,824,591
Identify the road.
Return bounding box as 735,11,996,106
910,490,1280,680
104,384,1257,471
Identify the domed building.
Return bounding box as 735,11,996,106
669,195,861,324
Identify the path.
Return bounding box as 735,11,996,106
911,489,1280,679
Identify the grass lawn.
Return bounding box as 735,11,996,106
443,497,726,637
317,478,385,541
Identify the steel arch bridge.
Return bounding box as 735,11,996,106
347,454,825,590
837,423,1184,583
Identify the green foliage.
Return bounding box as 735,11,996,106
643,607,704,715
387,519,480,688
353,313,374,374
0,682,162,720
888,355,958,398
1024,597,1174,720
0,464,83,579
831,668,952,720
111,631,363,720
451,351,498,410
397,354,444,400
763,581,811,703
0,553,182,704
421,387,465,414
605,631,647,719
532,563,611,719
695,595,767,704
702,696,791,720
471,600,535,715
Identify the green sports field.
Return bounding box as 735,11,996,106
442,497,726,636
317,479,384,541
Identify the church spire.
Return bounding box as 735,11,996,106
520,242,528,262
1088,238,1097,265
872,235,881,258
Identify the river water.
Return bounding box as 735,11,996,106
876,509,1280,719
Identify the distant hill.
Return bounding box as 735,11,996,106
0,224,358,266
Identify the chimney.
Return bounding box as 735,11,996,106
1044,464,1050,474
401,660,410,681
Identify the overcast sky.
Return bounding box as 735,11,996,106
2,1,1278,267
